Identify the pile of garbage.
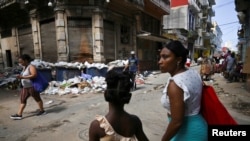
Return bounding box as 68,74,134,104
0,67,22,89
42,73,149,96
42,75,106,96
0,59,154,95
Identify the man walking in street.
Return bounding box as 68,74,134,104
123,51,139,90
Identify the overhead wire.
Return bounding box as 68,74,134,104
218,21,239,27
212,0,239,47
214,1,234,9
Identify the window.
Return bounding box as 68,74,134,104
188,10,195,30
121,25,130,44
0,29,11,38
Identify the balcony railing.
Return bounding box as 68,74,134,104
188,0,201,13
203,31,211,39
194,38,204,49
128,0,145,8
208,0,215,5
0,0,17,9
149,0,170,13
208,7,215,17
207,15,212,23
200,0,209,7
195,22,201,29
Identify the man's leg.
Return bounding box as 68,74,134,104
129,72,136,90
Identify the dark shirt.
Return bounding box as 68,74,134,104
128,57,138,73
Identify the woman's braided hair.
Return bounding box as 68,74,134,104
104,69,133,105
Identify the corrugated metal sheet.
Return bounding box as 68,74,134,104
40,19,57,63
68,18,93,63
18,25,34,58
104,20,115,63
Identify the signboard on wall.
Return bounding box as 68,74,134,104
242,47,250,73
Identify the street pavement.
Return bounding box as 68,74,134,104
0,65,249,141
191,64,250,124
208,72,250,124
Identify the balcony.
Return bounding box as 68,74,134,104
237,12,246,24
0,0,17,9
235,0,250,12
200,0,209,7
208,7,215,17
206,15,213,27
188,0,200,13
107,0,170,20
203,31,211,39
194,38,204,49
195,22,201,29
145,0,170,15
108,0,144,12
188,30,198,40
127,0,145,8
208,0,215,5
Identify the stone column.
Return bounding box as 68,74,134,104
92,8,105,63
0,33,3,69
55,7,68,62
30,9,41,59
132,22,137,51
134,12,143,33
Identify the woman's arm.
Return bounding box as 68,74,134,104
28,65,37,79
17,65,37,79
161,81,185,141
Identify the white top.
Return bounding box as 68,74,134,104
219,58,224,65
161,69,203,116
21,65,33,88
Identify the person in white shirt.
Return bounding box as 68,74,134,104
158,40,207,141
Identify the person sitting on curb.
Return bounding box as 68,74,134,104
89,69,149,141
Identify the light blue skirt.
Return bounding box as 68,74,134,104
169,114,208,141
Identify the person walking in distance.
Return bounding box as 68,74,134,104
158,40,207,141
10,54,46,120
89,69,149,141
123,51,139,90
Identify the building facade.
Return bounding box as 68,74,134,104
0,0,170,71
162,0,216,61
210,21,222,55
235,0,250,92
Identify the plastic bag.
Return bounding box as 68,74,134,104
201,84,238,125
31,71,49,93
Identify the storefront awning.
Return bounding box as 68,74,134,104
137,33,170,43
163,34,178,40
194,46,208,50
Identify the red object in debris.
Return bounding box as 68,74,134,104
135,78,144,84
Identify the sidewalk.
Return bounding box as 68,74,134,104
190,63,250,124
205,72,250,124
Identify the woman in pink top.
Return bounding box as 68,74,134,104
89,70,149,141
